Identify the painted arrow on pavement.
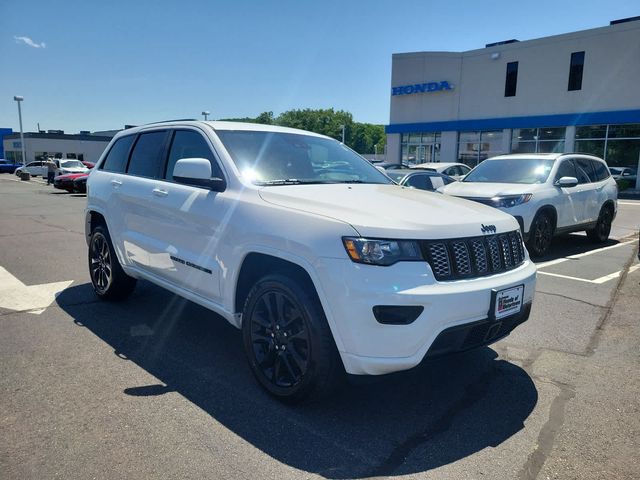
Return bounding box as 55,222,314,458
0,266,73,315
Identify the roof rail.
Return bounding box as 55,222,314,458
144,118,198,125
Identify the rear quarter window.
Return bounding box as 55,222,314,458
102,135,135,173
591,160,610,181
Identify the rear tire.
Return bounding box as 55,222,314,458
586,205,613,243
242,274,342,403
526,212,554,258
88,225,137,301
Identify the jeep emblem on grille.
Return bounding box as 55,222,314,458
481,224,497,234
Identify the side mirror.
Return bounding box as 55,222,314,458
173,158,226,192
555,176,578,188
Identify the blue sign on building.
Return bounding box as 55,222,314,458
0,128,14,159
392,81,454,96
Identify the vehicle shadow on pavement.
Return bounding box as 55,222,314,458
57,282,538,478
533,234,620,263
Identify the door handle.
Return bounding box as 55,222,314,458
110,179,122,187
152,188,168,197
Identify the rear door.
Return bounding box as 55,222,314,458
144,128,228,301
118,130,171,270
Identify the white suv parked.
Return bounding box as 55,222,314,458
86,121,537,402
441,154,618,257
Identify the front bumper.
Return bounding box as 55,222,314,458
315,257,537,375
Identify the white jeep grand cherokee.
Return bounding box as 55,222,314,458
86,121,537,402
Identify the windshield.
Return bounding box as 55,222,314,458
61,160,84,168
463,158,555,184
216,130,392,185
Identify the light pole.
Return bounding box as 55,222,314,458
374,144,378,160
13,96,26,165
202,111,210,121
340,124,345,143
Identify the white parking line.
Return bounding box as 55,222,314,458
538,263,640,284
618,201,640,206
536,240,636,269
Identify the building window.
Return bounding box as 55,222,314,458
401,132,441,165
575,125,606,158
458,130,504,166
511,127,565,153
504,61,518,97
568,51,585,91
66,153,77,159
575,123,640,167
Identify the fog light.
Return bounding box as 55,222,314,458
372,305,424,325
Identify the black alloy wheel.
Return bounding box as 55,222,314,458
527,213,553,257
90,231,112,295
249,290,310,388
88,225,137,300
587,206,613,243
242,274,341,403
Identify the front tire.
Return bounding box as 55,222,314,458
586,205,613,243
527,212,554,258
88,225,137,300
242,274,341,403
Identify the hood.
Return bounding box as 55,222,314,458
259,184,519,239
441,181,536,198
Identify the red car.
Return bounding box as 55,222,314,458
54,173,89,192
82,161,96,169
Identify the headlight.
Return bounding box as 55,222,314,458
492,194,532,208
342,237,422,266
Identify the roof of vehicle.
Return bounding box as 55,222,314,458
412,162,468,168
386,169,445,177
485,153,606,162
120,120,330,139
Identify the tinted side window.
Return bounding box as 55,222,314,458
555,159,577,181
404,174,430,191
127,131,169,178
102,135,135,173
165,130,222,180
575,157,596,183
591,160,610,181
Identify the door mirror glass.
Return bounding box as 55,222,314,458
555,176,578,188
173,158,226,191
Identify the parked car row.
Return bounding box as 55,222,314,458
15,159,92,178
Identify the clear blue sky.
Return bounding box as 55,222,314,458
1,0,638,133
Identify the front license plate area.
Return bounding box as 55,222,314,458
489,285,524,321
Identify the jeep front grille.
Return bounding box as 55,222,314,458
420,230,525,281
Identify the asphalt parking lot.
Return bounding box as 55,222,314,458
1,175,639,479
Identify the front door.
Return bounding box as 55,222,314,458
144,128,228,302
553,158,588,227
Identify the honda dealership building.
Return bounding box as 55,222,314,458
385,17,640,170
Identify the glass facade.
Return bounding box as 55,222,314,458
511,127,565,153
575,123,640,167
396,123,640,169
457,130,504,166
400,132,441,165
